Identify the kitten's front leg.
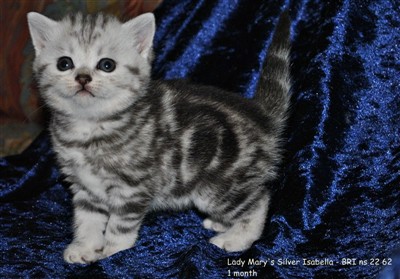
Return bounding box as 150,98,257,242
63,189,109,264
102,198,147,258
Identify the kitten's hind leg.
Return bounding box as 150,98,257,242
209,195,270,252
63,189,109,264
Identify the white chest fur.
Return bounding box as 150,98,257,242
57,143,110,200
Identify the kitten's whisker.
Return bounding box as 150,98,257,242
22,103,47,124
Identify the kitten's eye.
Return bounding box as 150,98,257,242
57,57,74,71
97,58,116,72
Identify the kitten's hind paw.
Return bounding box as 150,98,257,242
202,218,228,232
209,233,253,252
63,242,103,264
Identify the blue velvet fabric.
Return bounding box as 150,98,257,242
1,0,399,278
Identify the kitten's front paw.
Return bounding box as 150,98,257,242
63,242,103,264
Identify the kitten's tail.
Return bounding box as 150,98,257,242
254,11,291,128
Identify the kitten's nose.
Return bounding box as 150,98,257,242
75,74,92,85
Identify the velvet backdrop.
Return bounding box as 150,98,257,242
1,0,399,278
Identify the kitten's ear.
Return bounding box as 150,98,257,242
123,13,155,60
27,12,57,56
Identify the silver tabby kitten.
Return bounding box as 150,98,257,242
27,11,291,264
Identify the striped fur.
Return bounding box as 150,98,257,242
28,11,291,264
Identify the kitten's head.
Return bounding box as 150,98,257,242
27,12,155,119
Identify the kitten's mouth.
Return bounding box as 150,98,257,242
75,89,95,97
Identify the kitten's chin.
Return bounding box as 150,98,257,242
70,93,98,107
51,94,134,120
75,89,95,98
46,86,139,120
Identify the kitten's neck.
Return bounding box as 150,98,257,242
51,106,132,145
49,88,150,146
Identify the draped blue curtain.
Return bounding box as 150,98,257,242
1,0,399,278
